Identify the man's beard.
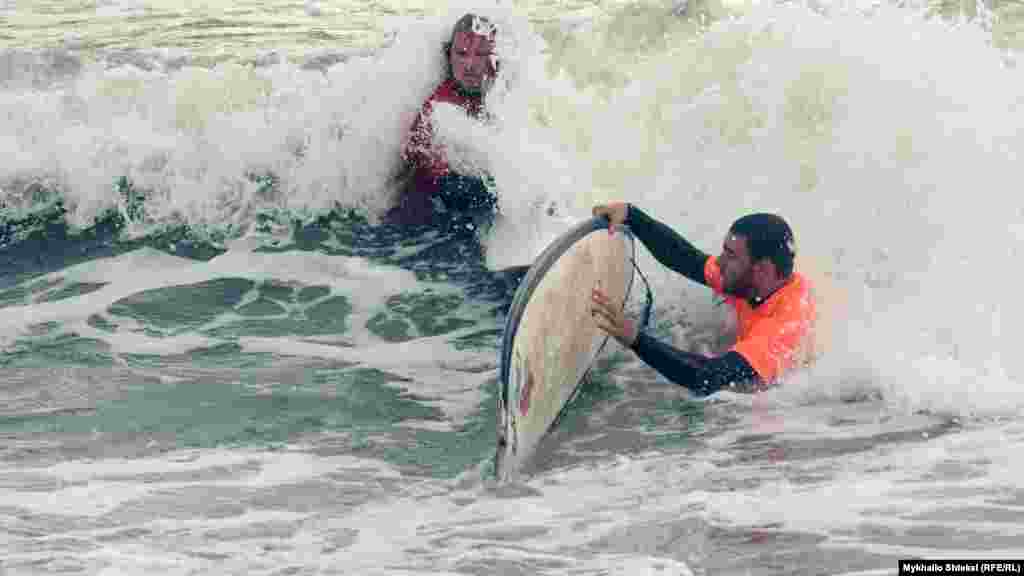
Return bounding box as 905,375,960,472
722,271,754,299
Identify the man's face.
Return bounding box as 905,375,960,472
718,233,754,296
450,31,495,93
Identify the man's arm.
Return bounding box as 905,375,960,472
630,331,761,397
624,205,710,286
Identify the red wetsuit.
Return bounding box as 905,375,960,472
387,78,486,225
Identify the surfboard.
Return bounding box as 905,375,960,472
495,216,636,481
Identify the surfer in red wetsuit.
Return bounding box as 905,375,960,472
386,13,500,227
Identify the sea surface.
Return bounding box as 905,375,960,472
2,0,1024,574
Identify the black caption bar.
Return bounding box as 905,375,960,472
900,560,1024,575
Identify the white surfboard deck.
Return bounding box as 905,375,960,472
495,216,635,481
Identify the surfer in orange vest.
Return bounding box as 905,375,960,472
385,13,500,228
590,202,817,396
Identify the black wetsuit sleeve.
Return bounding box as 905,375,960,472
630,332,761,397
624,205,710,286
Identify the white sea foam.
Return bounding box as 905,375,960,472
2,2,1024,573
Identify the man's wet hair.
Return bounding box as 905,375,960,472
729,213,796,277
442,13,497,78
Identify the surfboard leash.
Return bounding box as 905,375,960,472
628,227,655,335
630,257,654,334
